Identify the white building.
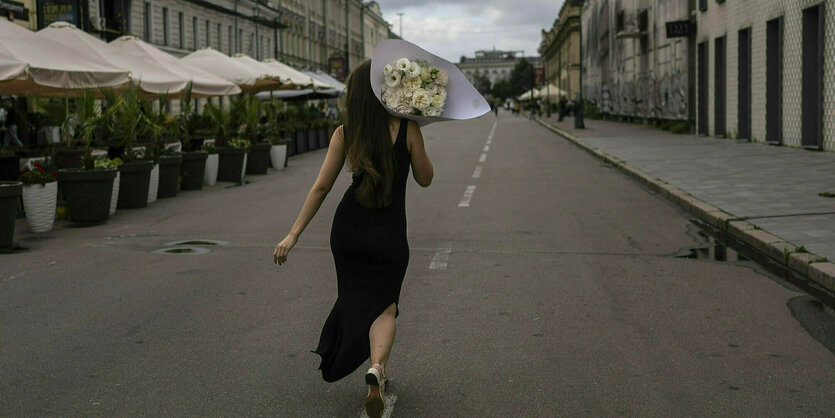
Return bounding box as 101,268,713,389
580,0,694,123
457,49,541,86
695,0,833,150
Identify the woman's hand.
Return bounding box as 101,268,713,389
273,235,298,265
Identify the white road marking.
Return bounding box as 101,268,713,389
429,244,452,271
472,165,482,178
483,145,490,152
358,394,398,418
488,120,497,139
478,153,487,163
486,139,492,145
458,185,477,207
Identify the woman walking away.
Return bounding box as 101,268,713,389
273,60,434,417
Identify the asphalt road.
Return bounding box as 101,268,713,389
2,112,834,417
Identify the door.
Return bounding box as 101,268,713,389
714,36,726,137
802,4,825,149
738,28,751,141
698,42,708,135
766,17,783,144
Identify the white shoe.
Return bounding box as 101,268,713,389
364,363,386,418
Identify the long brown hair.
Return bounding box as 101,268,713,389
342,60,398,209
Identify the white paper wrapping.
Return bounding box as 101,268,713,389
370,39,490,126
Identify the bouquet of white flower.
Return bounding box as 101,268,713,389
381,58,448,117
371,40,489,126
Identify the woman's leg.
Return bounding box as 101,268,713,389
369,303,397,371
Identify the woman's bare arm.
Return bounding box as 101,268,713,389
406,120,433,187
274,126,346,265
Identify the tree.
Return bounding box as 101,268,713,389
490,79,514,100
508,58,534,98
472,71,492,96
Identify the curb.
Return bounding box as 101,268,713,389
535,117,835,294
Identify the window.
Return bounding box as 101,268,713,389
267,38,271,59
217,23,222,49
143,2,151,42
205,20,210,48
238,29,243,53
699,0,707,12
249,33,254,55
228,26,233,55
192,16,198,50
162,7,169,46
801,4,825,148
178,12,184,49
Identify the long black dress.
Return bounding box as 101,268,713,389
314,119,410,382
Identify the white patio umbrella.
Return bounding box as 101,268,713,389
37,22,189,96
516,87,541,101
228,54,305,90
181,48,285,93
259,58,332,90
304,70,344,95
310,70,346,93
107,36,240,97
0,53,27,82
0,18,130,96
536,83,567,101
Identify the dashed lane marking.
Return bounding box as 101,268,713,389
472,165,482,179
478,153,487,163
458,185,477,207
429,244,452,271
483,145,490,152
357,394,398,418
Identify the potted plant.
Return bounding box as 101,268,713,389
0,180,22,249
202,143,219,186
317,118,329,149
263,99,288,171
229,137,251,181
19,162,58,233
105,86,155,209
175,83,208,191
35,98,82,169
92,157,123,217
241,95,270,175
56,89,121,224
143,95,181,199
207,99,246,184
0,149,18,181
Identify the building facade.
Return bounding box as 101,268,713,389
457,48,541,87
27,1,394,80
539,2,581,100
695,0,833,150
2,0,35,30
580,0,695,123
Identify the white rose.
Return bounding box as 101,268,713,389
426,84,439,95
420,67,432,82
385,71,401,88
431,94,445,108
396,58,410,72
401,75,421,93
385,87,404,107
436,86,447,101
406,61,421,78
395,92,413,112
411,88,431,111
436,69,448,86
424,106,441,117
383,64,394,75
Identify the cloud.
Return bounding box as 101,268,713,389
373,0,565,62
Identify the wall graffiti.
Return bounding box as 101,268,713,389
584,71,688,120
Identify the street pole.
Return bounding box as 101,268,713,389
573,0,585,129
546,67,551,117
397,12,404,38
529,64,535,120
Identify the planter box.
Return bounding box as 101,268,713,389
307,129,318,151
58,169,116,223
204,153,219,186
318,128,328,149
217,147,246,183
287,134,297,157
270,144,287,171
109,172,120,216
22,182,57,233
181,151,208,190
246,143,271,175
147,163,159,203
296,130,308,154
157,155,182,198
55,149,83,170
0,181,22,248
0,155,20,181
118,160,154,209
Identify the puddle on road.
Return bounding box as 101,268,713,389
151,246,211,256
674,228,748,262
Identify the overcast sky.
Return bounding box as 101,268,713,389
372,0,566,62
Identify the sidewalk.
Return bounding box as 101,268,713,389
536,114,835,294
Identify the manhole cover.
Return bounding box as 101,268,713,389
151,246,211,255
163,239,230,247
